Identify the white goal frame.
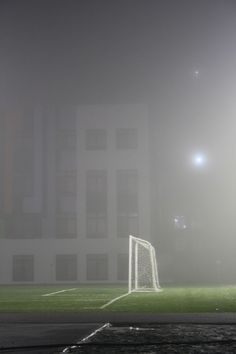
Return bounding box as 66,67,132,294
128,235,161,293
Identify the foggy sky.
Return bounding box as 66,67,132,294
1,0,236,106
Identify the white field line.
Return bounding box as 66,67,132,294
79,322,110,343
62,323,110,353
42,288,77,297
100,292,130,309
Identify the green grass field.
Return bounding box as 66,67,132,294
1,285,236,313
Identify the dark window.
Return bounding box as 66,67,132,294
117,254,129,281
56,216,77,239
87,254,108,280
87,214,107,239
56,196,77,214
56,133,76,150
56,255,77,281
116,128,138,149
86,129,107,150
6,214,42,239
56,172,77,195
86,170,107,238
13,255,34,281
56,150,76,172
117,214,139,238
117,170,138,213
13,137,33,197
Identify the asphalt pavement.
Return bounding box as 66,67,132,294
0,321,101,354
2,313,236,353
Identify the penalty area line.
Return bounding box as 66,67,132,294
100,292,130,309
42,288,77,297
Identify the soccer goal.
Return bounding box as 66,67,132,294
128,235,161,293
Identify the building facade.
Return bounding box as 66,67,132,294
0,104,151,284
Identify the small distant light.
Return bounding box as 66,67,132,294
193,69,200,79
173,216,187,230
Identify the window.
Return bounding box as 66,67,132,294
56,172,77,195
55,127,76,173
117,254,129,281
56,150,76,171
56,133,76,150
13,137,33,197
56,216,77,238
56,255,77,281
56,196,77,214
6,214,42,239
86,254,108,280
13,255,34,281
86,170,107,238
117,170,138,213
87,214,107,239
116,128,138,149
86,129,107,150
117,170,139,237
117,214,139,238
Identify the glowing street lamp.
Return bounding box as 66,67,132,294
192,153,207,167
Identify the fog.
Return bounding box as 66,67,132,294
1,0,236,285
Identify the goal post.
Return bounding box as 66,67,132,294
128,235,161,293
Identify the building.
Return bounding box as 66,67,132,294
0,104,151,284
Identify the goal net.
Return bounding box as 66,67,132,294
128,235,161,293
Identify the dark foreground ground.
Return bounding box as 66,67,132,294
63,323,236,354
2,313,236,353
